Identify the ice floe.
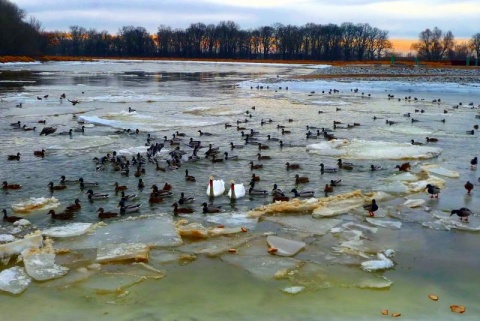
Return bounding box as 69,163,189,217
420,164,460,178
267,236,306,257
42,223,93,238
0,231,43,259
365,218,402,229
307,139,442,160
361,252,395,272
263,216,342,236
11,197,60,213
96,243,150,263
0,266,31,294
21,249,69,281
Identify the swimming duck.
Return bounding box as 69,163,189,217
320,163,338,174
86,189,109,200
7,153,21,161
2,209,22,223
138,178,145,189
65,198,81,212
324,184,334,195
114,182,128,192
285,162,300,170
48,182,67,191
465,181,474,195
330,179,342,186
22,125,36,131
466,130,474,135
248,184,269,196
78,177,99,187
2,181,21,190
291,188,315,198
272,183,286,197
426,137,438,143
149,195,165,203
363,199,378,217
257,153,271,160
411,140,423,146
450,208,472,222
198,130,213,136
426,184,440,198
57,128,73,136
97,207,119,219
202,202,222,214
267,135,279,141
295,174,309,184
118,199,141,213
230,142,244,149
33,149,45,158
370,165,382,171
249,161,263,170
251,173,260,182
258,143,269,150
185,169,196,182
172,202,194,216
47,209,74,220
281,128,291,135
128,107,136,113
10,121,21,128
470,157,478,168
73,126,85,133
337,159,354,170
39,126,57,136
150,185,174,197
224,152,239,160
178,192,195,205
60,175,79,185
395,162,411,172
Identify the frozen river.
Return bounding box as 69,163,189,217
0,60,479,320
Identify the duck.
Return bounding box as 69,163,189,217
172,202,194,216
2,209,22,223
2,181,22,190
97,207,119,219
73,126,85,133
47,209,74,220
181,169,196,182
248,182,269,196
466,130,475,135
137,178,145,189
198,130,213,136
323,184,334,195
257,153,271,160
161,182,173,191
230,142,244,149
291,188,315,198
426,184,440,198
267,135,280,141
450,208,472,222
39,126,57,136
86,189,109,200
57,128,73,136
65,198,81,212
178,192,195,205
150,185,174,197
118,199,141,213
281,128,291,135
272,183,286,197
395,162,411,171
465,181,474,195
320,163,338,174
202,202,222,214
470,157,478,168
249,161,263,170
149,194,165,203
426,137,438,143
258,143,269,150
330,179,342,186
10,121,21,128
295,174,309,184
78,177,99,187
411,140,423,146
273,195,290,202
114,182,128,192
7,153,21,161
370,165,382,171
337,159,354,170
228,180,246,200
285,162,300,170
251,173,260,182
48,181,67,191
363,199,379,217
60,175,79,185
33,149,45,158
224,152,239,160
128,107,136,113
22,125,36,131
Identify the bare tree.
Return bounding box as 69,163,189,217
470,33,480,59
411,27,455,61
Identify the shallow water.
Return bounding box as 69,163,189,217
1,60,479,320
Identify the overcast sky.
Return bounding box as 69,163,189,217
13,0,480,39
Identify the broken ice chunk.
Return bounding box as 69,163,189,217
96,243,150,263
0,231,43,259
361,253,394,272
42,223,93,238
22,249,69,281
0,266,31,294
266,236,306,257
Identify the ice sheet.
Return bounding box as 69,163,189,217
0,266,31,294
42,223,93,238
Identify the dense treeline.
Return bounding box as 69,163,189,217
43,22,392,61
1,0,479,62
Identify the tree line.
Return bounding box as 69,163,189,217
1,0,479,62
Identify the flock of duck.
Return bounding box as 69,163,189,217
2,88,479,225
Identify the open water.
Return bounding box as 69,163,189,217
0,60,479,320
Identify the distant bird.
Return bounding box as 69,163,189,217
48,182,67,191
2,181,21,190
470,157,478,169
465,181,474,195
2,209,22,223
411,140,423,146
86,189,109,200
65,198,81,212
272,184,286,197
323,184,334,195
426,184,440,198
363,199,378,217
249,161,263,170
33,149,45,158
291,188,315,198
7,153,21,161
97,207,118,219
320,163,338,174
128,107,136,113
118,199,141,213
426,137,438,143
370,165,382,171
450,207,472,222
47,209,74,220
396,162,411,171
114,182,128,192
285,162,300,170
337,159,354,170
178,192,195,205
330,179,342,186
202,202,222,214
60,175,79,185
68,99,79,105
39,126,57,136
